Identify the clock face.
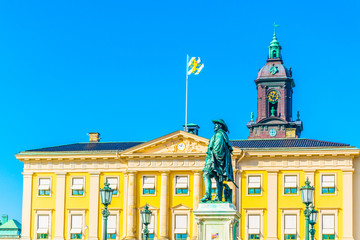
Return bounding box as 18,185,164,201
269,129,277,137
268,90,279,103
177,142,186,151
269,66,278,75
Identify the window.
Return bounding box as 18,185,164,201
284,215,296,239
322,215,335,240
141,215,155,240
175,176,188,194
248,215,260,239
71,178,84,196
107,215,117,239
174,215,187,240
70,215,83,239
106,177,118,195
211,178,217,194
248,176,261,195
143,176,155,195
38,178,51,196
321,175,335,194
284,175,297,194
37,215,49,239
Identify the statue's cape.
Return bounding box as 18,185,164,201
208,129,234,182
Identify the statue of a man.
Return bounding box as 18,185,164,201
200,119,235,202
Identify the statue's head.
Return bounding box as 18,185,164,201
212,119,229,132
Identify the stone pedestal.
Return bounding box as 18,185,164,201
194,203,240,240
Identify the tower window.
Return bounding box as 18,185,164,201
272,50,277,58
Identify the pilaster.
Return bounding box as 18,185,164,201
235,170,242,240
88,172,100,240
21,172,33,240
54,172,67,240
342,169,354,240
159,171,170,240
125,171,137,240
122,173,129,239
192,171,201,240
267,170,278,240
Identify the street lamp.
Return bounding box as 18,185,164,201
100,181,114,240
300,178,315,240
141,204,152,240
309,205,318,240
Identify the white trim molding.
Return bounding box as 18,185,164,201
246,174,263,197
280,209,300,240
34,210,52,240
318,209,338,240
171,204,192,240
244,209,264,240
67,210,85,240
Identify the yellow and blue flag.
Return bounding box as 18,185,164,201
187,57,204,75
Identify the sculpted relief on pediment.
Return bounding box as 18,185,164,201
134,137,208,154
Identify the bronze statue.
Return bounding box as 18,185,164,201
200,119,237,202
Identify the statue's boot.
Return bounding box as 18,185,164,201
200,193,211,202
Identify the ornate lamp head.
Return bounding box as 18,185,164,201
100,181,113,206
141,204,152,226
300,177,315,205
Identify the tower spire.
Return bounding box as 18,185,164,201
268,24,282,59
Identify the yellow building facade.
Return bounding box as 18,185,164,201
16,131,360,240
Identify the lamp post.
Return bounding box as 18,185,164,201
141,204,152,240
300,178,315,240
100,181,114,240
309,205,318,240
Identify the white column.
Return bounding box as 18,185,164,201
267,170,278,240
342,170,354,240
192,171,201,240
159,171,170,240
125,172,136,240
21,172,33,240
122,173,128,239
236,170,242,240
54,172,66,240
89,172,100,240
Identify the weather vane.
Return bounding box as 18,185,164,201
273,22,280,34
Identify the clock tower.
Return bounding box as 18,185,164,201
247,33,303,139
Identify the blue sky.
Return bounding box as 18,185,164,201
0,0,359,221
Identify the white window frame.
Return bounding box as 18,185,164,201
318,209,338,240
171,205,191,240
174,175,189,196
280,209,300,240
37,177,52,197
320,173,337,196
105,176,119,197
68,210,85,240
70,176,85,197
102,210,119,240
141,175,157,196
282,174,299,196
246,174,263,196
244,209,263,240
34,210,52,240
138,205,158,240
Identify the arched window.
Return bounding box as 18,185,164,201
272,50,277,58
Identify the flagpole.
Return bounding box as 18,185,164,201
185,53,189,132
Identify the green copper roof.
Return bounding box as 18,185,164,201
270,33,280,46
268,33,282,59
0,220,21,230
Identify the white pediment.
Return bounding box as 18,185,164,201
120,130,210,156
